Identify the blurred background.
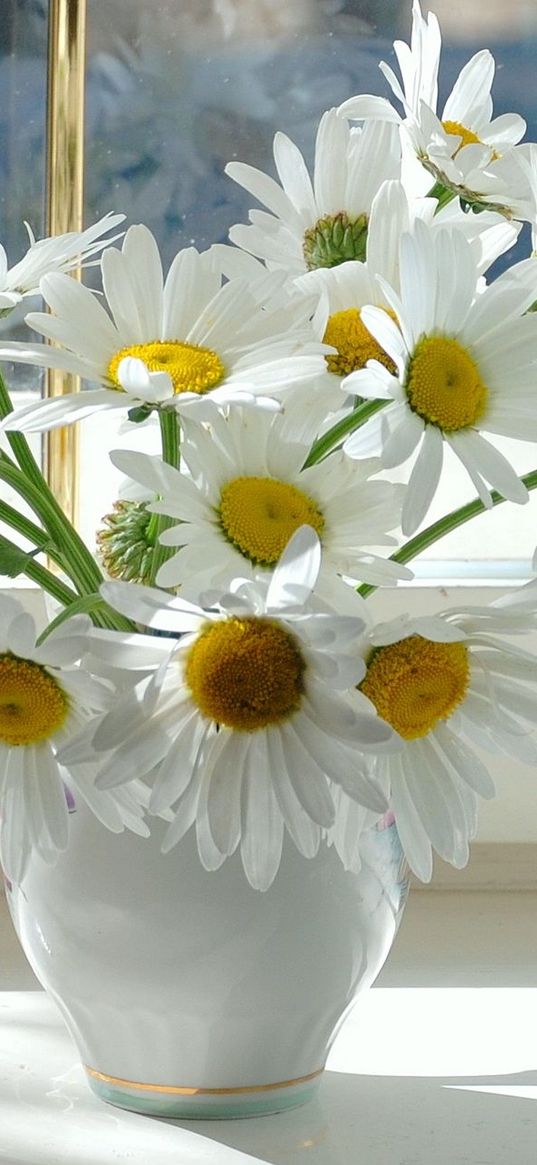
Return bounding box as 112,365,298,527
3,0,537,277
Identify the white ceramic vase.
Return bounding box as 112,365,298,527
7,798,408,1119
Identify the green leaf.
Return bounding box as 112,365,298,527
127,405,153,424
35,593,110,643
0,543,43,578
36,591,137,643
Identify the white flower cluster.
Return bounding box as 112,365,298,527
1,2,537,889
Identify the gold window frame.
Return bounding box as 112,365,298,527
45,0,87,528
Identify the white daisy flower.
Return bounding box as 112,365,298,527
64,528,401,892
0,226,328,434
225,107,401,275
110,405,411,599
294,179,519,400
342,219,537,535
346,582,537,882
0,212,125,313
0,595,149,885
339,1,527,214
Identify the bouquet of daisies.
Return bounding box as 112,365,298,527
1,0,537,891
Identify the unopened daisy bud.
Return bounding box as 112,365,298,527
97,499,157,586
303,211,369,271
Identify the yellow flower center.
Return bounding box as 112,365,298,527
107,340,225,396
323,307,398,377
185,617,305,731
0,655,69,746
405,335,488,431
442,120,482,157
218,476,325,567
360,635,470,740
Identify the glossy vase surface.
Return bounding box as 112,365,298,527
7,801,408,1119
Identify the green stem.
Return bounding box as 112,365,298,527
0,451,99,595
426,180,457,211
0,500,53,553
358,468,537,598
149,409,181,587
0,375,143,633
159,407,180,468
0,371,105,594
0,369,47,490
303,399,388,468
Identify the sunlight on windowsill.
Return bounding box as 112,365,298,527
327,987,537,1083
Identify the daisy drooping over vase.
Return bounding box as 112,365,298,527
2,1,537,891
0,595,151,884
61,526,400,892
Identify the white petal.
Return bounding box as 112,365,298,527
273,132,316,219
305,681,398,750
278,722,335,827
240,735,285,891
206,731,247,856
149,711,208,815
195,761,229,873
34,743,69,851
40,270,119,354
450,430,528,504
22,747,51,848
402,426,443,536
434,722,496,799
1,765,30,883
390,753,433,883
6,612,36,657
292,712,387,814
366,180,410,287
266,728,320,858
160,775,202,854
360,307,407,368
2,388,122,432
34,616,93,666
163,247,220,339
401,741,463,863
122,225,164,339
338,94,401,123
313,109,349,212
399,223,437,340
442,50,494,125
265,526,321,612
343,363,399,401
380,406,424,468
225,160,300,227
100,580,206,633
433,230,477,333
117,357,172,402
96,710,178,789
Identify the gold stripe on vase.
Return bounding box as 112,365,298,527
84,1064,324,1096
45,0,87,527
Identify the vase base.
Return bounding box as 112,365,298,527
84,1064,324,1119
